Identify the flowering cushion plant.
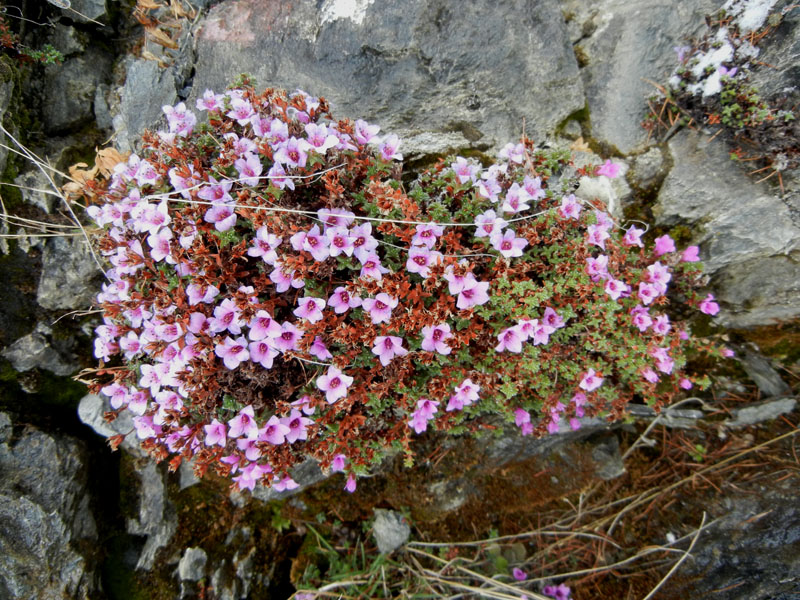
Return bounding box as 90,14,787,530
86,80,724,492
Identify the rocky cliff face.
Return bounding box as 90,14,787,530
1,0,798,598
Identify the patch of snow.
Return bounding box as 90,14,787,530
722,0,779,32
320,0,374,27
689,29,735,97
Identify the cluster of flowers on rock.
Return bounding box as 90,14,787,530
87,81,724,493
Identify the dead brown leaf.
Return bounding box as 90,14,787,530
146,26,179,49
570,136,591,153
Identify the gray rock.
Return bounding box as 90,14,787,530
192,0,584,155
246,457,326,503
178,547,208,582
655,130,800,328
372,509,411,554
37,235,103,311
727,398,797,428
42,49,113,133
629,146,669,192
234,547,256,598
749,1,800,101
112,58,180,152
1,322,77,376
590,434,625,480
568,0,717,154
94,83,113,131
48,24,88,57
125,460,177,570
740,349,792,398
61,0,108,23
0,414,98,599
14,168,57,214
78,393,144,456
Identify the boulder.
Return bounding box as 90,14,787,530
191,0,584,157
0,413,98,599
654,130,800,328
37,235,103,311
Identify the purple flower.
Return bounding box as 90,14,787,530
638,282,660,305
215,336,250,369
501,182,532,214
283,409,313,443
234,152,263,186
249,339,277,369
474,209,507,239
622,225,645,248
499,142,525,163
542,583,571,600
542,307,565,330
579,368,603,392
378,134,403,161
585,255,609,281
372,335,408,366
409,399,439,434
653,314,671,335
270,262,305,293
331,454,347,472
186,283,219,306
680,378,693,390
274,322,304,353
523,175,545,201
451,378,479,408
406,247,442,278
344,473,357,493
491,229,528,258
209,298,243,335
204,201,237,232
274,137,310,168
653,234,676,257
631,305,653,332
260,415,291,445
326,226,355,257
451,156,480,184
229,406,259,440
421,323,453,355
495,327,523,353
350,223,378,261
267,162,295,190
354,119,380,145
699,294,720,315
316,366,353,404
681,245,700,262
456,277,490,310
309,336,333,361
304,122,339,153
514,408,533,436
247,310,281,341
359,253,390,280
596,159,621,178
204,418,227,447
318,208,356,230
411,223,445,249
559,194,582,220
226,97,255,125
196,89,223,112
586,224,610,249
328,286,362,314
512,567,527,581
604,278,629,301
247,226,282,263
162,102,197,137
362,293,398,324
294,296,325,323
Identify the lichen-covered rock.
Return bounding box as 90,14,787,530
1,322,78,376
125,459,177,570
0,413,98,599
654,130,800,328
191,0,584,156
372,509,411,554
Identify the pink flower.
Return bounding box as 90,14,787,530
653,234,676,257
226,97,255,125
699,294,720,315
294,296,325,323
411,223,445,249
204,418,227,447
512,567,527,581
234,152,263,186
653,314,671,335
309,337,333,361
359,253,390,280
209,298,243,335
456,277,490,309
451,156,481,184
316,366,353,403
274,137,310,168
496,327,523,353
304,122,339,153
260,415,291,445
326,226,355,257
501,182,532,214
579,368,603,392
680,378,693,390
372,335,408,366
622,225,645,248
722,347,735,358
474,209,508,238
362,293,398,324
354,119,380,145
267,162,295,190
350,223,378,262
604,278,629,301
638,282,660,305
523,175,545,200
331,454,347,472
421,323,453,355
247,226,282,264
559,194,582,220
215,336,250,369
586,224,610,249
542,307,565,330
274,322,304,353
203,201,237,232
406,247,442,278
273,474,299,492
642,367,660,383
328,286,363,314
228,406,259,440
248,310,282,341
586,255,609,281
452,378,479,406
379,134,403,161
318,208,356,230
249,340,279,369
596,159,620,178
344,473,357,493
491,229,528,258
681,245,700,262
